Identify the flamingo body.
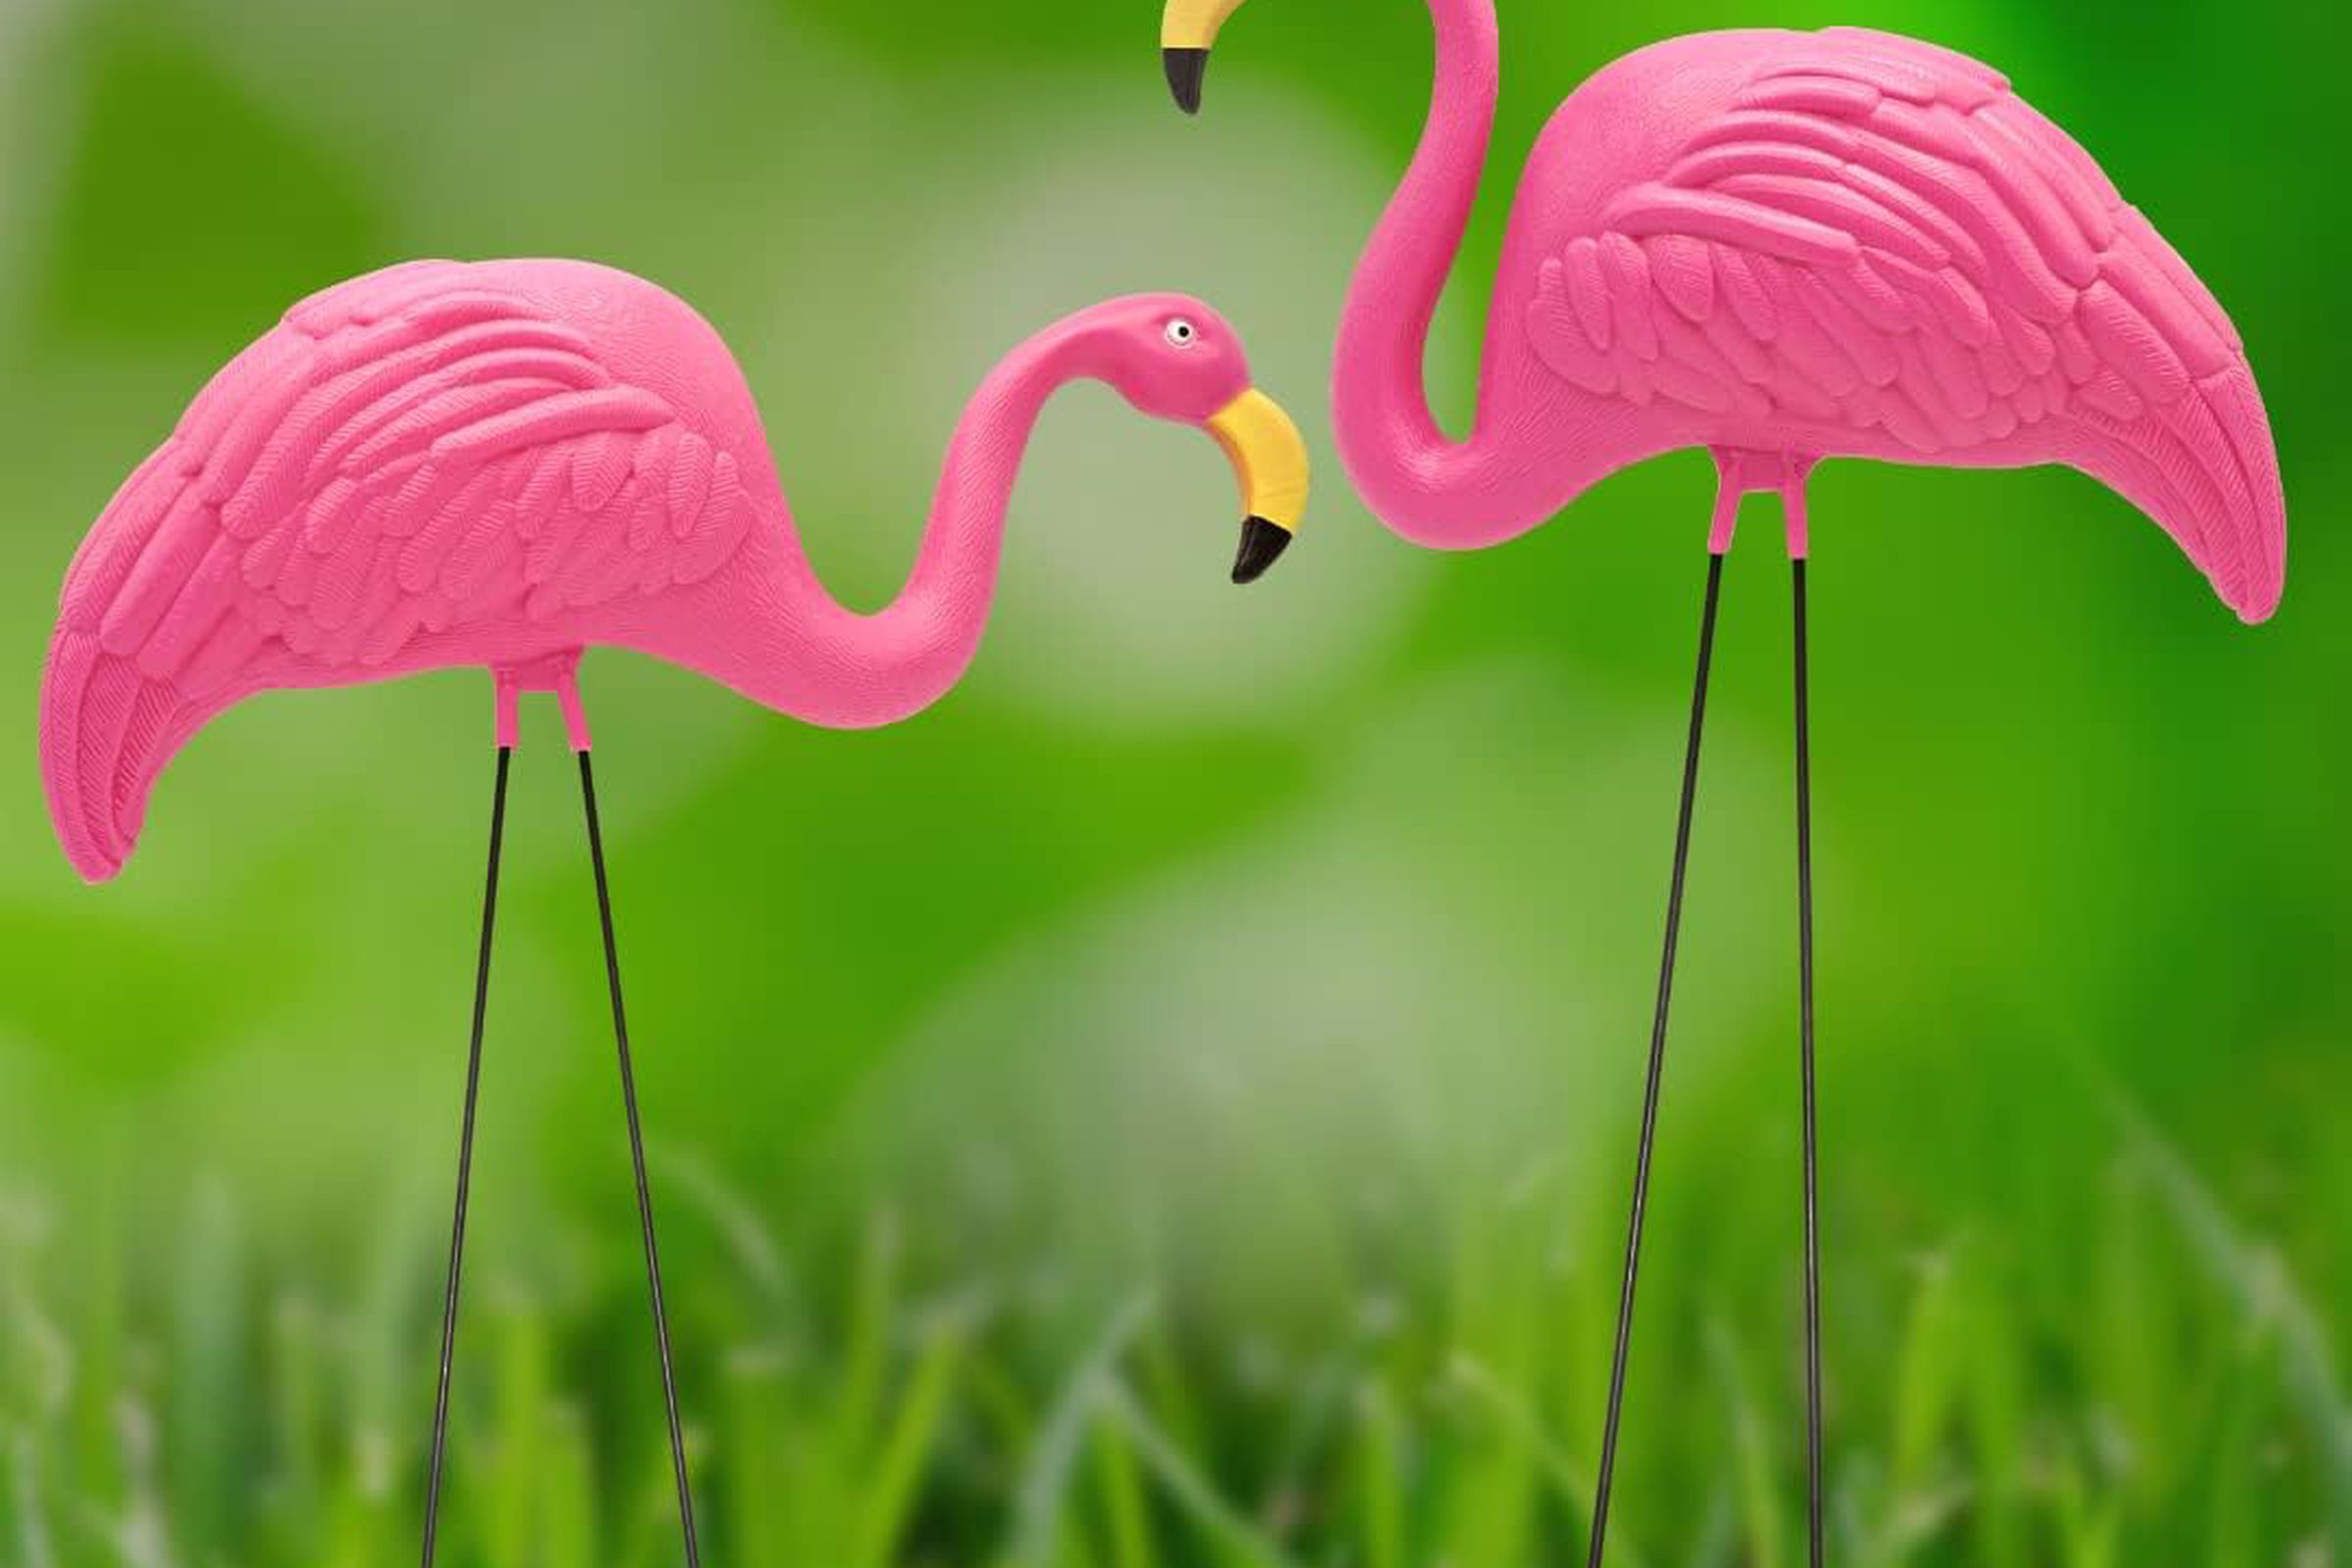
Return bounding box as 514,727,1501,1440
1256,10,2285,622
1500,29,2280,614
42,260,1304,882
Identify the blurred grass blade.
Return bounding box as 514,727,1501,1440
1353,1379,1404,1568
169,1174,242,1553
1092,1401,1156,1568
1887,1247,1962,1498
541,1400,599,1568
1445,1350,1649,1568
724,1348,795,1565
836,1208,901,1455
1707,1320,1785,1568
1100,1379,1299,1568
852,1312,967,1568
2120,1102,2352,1554
1005,1294,1154,1568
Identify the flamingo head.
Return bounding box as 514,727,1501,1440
1084,293,1308,583
1161,0,1251,114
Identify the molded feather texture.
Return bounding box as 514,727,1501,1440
43,261,758,881
1522,26,2282,621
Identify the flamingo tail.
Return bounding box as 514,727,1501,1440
40,449,234,884
2075,359,2286,625
39,627,226,885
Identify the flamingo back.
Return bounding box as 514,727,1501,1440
1516,27,2283,621
41,259,769,882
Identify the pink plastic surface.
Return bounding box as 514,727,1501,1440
40,261,1262,881
1330,11,2285,619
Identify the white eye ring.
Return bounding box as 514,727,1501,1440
1164,318,1199,347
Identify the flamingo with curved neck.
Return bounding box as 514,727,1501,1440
1167,0,2283,612
41,259,1309,882
1164,6,2286,1561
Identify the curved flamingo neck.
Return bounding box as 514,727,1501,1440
706,324,1091,729
1334,0,1549,547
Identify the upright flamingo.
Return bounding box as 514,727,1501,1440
38,258,1309,1564
1162,5,2285,1561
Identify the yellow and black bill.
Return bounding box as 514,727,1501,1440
1206,387,1308,584
1162,0,1250,114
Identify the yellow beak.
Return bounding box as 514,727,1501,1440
1206,387,1308,584
1162,0,1250,113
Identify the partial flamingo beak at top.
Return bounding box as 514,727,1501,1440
1210,387,1309,582
1162,0,1249,114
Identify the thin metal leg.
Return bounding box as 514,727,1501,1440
1794,559,1826,1567
1585,554,1726,1567
577,752,705,1568
419,746,512,1568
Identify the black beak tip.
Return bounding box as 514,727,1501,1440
1232,515,1292,585
1164,48,1208,115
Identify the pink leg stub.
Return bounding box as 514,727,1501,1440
492,652,594,752
1783,458,1820,561
1709,448,1820,559
1707,473,1741,556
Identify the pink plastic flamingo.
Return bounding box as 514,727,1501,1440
42,259,1308,883
37,257,1309,1565
1163,6,2285,1561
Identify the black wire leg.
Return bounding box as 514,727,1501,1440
1794,558,1826,1567
1584,554,1727,1566
577,751,705,1568
419,746,512,1568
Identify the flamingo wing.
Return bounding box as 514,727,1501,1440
1526,26,2283,621
43,260,753,880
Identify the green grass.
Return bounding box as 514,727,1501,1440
2,1092,2341,1568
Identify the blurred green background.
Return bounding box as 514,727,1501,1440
0,0,2344,1563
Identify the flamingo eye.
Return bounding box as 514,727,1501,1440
1164,319,1199,348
